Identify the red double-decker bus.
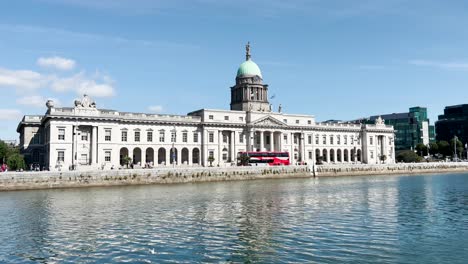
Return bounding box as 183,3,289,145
237,151,290,166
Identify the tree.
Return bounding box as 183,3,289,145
237,153,250,166
380,155,387,163
122,156,132,168
450,138,464,159
415,143,428,156
0,140,9,163
428,142,439,155
6,153,25,170
208,156,215,167
396,150,423,163
437,141,451,157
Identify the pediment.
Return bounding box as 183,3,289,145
253,116,288,127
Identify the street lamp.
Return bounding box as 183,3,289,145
172,125,176,168
454,136,458,161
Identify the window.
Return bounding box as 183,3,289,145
296,120,299,124
135,131,140,142
105,129,111,141
121,131,127,142
182,132,188,143
330,135,334,145
239,133,244,143
171,131,176,142
208,150,214,158
239,117,244,121
351,136,354,145
344,135,348,145
208,115,214,120
308,120,312,125
32,132,41,144
337,135,341,145
315,135,319,145
283,134,288,144
80,154,88,165
81,132,88,141
224,116,229,121
223,134,228,143
369,136,373,145
308,135,312,145
294,136,298,144
193,132,199,143
147,131,153,142
283,119,288,123
309,151,313,159
222,153,228,161
209,132,214,143
370,151,374,159
159,130,165,142
57,151,64,162
105,151,111,162
58,128,65,140
323,135,326,145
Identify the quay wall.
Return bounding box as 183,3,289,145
314,162,468,177
0,166,310,191
1,163,468,191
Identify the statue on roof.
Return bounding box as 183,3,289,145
74,94,96,108
246,41,251,61
375,116,385,125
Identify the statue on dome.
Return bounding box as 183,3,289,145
246,41,251,61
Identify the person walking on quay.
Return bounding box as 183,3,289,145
1,163,8,172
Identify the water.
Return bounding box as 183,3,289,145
0,173,467,263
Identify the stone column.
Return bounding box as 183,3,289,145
188,148,192,166
91,126,97,164
300,132,305,162
259,131,264,151
72,125,77,168
166,148,170,166
141,147,146,167
230,131,235,163
279,132,283,152
218,130,222,166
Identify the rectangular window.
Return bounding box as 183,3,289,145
308,120,312,125
309,151,313,159
183,132,188,143
330,135,334,145
105,151,111,162
370,151,374,159
135,131,140,142
209,150,214,158
57,151,64,162
121,131,127,142
171,131,176,142
239,133,244,143
370,136,373,145
344,136,348,145
208,115,214,120
105,129,111,141
296,120,299,124
315,135,319,145
80,154,88,165
323,135,326,145
193,132,199,143
337,135,341,145
81,132,88,141
283,134,288,144
147,131,153,142
308,135,312,145
222,153,228,161
209,132,214,143
294,136,298,144
351,136,354,145
224,116,229,120
283,119,287,123
58,128,65,140
159,130,165,142
223,134,228,143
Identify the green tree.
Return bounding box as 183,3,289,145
0,140,9,163
123,156,132,168
6,153,26,170
415,143,428,156
428,142,439,155
437,141,451,157
396,150,423,163
208,156,215,167
237,153,250,166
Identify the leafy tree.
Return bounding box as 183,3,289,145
238,153,250,166
428,142,439,155
208,156,215,167
6,153,26,170
123,156,132,168
437,141,451,157
396,150,423,163
380,155,387,163
415,143,428,156
0,140,9,163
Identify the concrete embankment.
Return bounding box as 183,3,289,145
0,166,310,191
314,162,468,177
1,163,467,191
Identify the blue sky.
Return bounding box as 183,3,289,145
1,0,468,140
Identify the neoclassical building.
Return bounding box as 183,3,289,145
17,44,396,171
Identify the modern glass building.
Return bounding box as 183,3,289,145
366,106,434,151
435,104,468,144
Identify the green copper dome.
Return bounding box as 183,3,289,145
236,59,262,78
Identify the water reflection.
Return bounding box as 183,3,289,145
0,173,467,263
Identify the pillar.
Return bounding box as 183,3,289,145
218,130,222,165
91,126,97,164
230,131,235,162
141,147,146,167
259,131,264,151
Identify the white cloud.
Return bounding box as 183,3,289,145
0,68,45,90
0,109,22,120
148,105,163,113
16,95,61,108
409,60,468,70
37,56,76,71
50,72,115,97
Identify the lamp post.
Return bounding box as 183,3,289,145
454,136,458,161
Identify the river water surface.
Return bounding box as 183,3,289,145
0,173,467,263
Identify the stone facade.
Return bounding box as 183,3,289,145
17,44,396,171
